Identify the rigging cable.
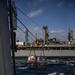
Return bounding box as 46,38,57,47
17,26,25,33
16,7,41,28
49,29,67,40
17,17,37,40
17,26,35,41
53,32,67,39
16,7,67,40
49,32,64,41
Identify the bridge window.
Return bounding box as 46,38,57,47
45,47,48,50
65,47,69,50
53,47,56,50
56,47,60,50
73,47,75,50
49,47,53,50
61,47,65,50
71,47,74,50
68,47,73,50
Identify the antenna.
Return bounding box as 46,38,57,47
43,26,49,45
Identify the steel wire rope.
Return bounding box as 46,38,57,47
17,18,37,40
17,26,35,41
17,18,36,57
29,48,36,56
54,32,67,39
16,7,41,28
49,32,64,41
40,46,45,57
16,7,47,58
17,26,36,69
16,7,67,40
49,29,67,40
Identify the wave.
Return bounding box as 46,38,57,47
47,72,57,75
18,66,28,69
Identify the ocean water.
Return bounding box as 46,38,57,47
15,58,75,75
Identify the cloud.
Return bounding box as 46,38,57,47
29,26,42,34
49,29,67,40
16,25,66,42
57,1,75,8
50,29,65,34
28,9,43,18
16,22,43,42
57,2,64,8
34,27,39,31
28,26,43,39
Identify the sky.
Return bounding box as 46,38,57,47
14,0,75,43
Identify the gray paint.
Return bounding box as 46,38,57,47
0,0,13,75
14,49,75,57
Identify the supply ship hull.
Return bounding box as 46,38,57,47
13,45,75,59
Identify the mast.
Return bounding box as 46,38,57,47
43,26,49,45
25,29,28,45
68,27,74,44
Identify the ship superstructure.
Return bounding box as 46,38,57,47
14,26,75,59
19,26,75,46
